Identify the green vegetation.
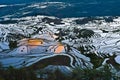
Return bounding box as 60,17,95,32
0,65,37,80
9,41,17,49
72,65,112,80
0,64,119,80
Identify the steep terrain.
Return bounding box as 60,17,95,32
0,16,120,77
